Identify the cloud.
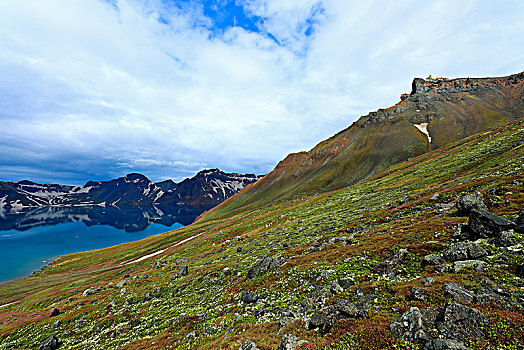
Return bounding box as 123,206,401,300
0,0,523,184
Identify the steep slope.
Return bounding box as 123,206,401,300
1,117,522,350
206,72,524,219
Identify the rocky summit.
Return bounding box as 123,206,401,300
0,73,523,349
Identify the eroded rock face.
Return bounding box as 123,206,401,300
456,192,488,215
469,209,516,238
247,256,279,279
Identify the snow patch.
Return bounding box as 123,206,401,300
413,123,432,143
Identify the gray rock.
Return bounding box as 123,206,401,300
246,255,279,279
422,277,435,285
456,192,488,215
422,254,444,267
436,302,488,341
241,292,259,304
433,264,451,273
51,320,60,328
82,288,100,297
308,305,339,334
442,283,474,303
411,287,425,301
443,242,486,262
237,247,243,253
38,335,60,350
143,293,155,301
474,280,520,309
373,249,407,277
128,318,141,327
277,334,299,350
116,280,126,288
390,307,432,345
334,298,368,318
177,265,188,278
50,308,60,317
423,339,471,350
469,209,516,238
493,231,515,247
452,223,471,240
429,193,440,202
239,340,259,350
300,285,332,311
516,209,524,233
453,260,486,272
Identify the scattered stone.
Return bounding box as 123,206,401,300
50,308,60,317
237,247,243,253
143,293,155,302
443,242,487,262
469,209,516,238
373,249,407,277
277,334,299,350
515,209,524,233
433,264,451,273
51,320,60,328
177,265,188,278
278,310,297,331
123,274,130,278
423,339,471,350
422,277,435,285
128,318,141,328
246,255,279,279
142,274,149,279
335,298,368,318
186,330,198,337
452,223,471,240
283,243,289,248
241,292,259,304
176,258,189,265
116,280,126,288
493,231,515,247
239,340,259,350
411,287,425,301
422,254,444,267
429,193,440,202
453,260,486,272
456,192,488,215
442,283,474,303
300,285,332,312
38,335,60,350
82,288,100,297
308,305,339,334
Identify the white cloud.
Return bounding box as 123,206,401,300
0,0,523,184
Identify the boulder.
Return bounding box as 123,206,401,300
429,193,440,202
443,243,487,262
515,209,524,233
474,280,520,309
38,335,60,350
493,231,515,247
277,334,300,350
300,285,332,312
116,280,126,288
436,302,488,341
82,288,100,297
177,265,188,278
423,339,471,350
334,298,367,318
241,292,259,304
456,192,487,215
308,305,339,334
50,308,60,317
422,277,435,285
468,209,516,238
442,283,474,303
373,249,407,277
422,254,444,267
390,307,432,345
247,255,279,279
239,340,259,350
452,223,471,240
453,260,486,272
143,293,155,302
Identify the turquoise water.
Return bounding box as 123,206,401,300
0,221,183,283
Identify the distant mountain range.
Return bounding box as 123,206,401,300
207,71,524,218
0,169,262,230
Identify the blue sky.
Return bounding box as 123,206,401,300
0,0,523,185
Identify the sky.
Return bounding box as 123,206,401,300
0,0,523,185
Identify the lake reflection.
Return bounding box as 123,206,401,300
0,205,193,282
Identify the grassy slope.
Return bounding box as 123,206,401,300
0,118,523,349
